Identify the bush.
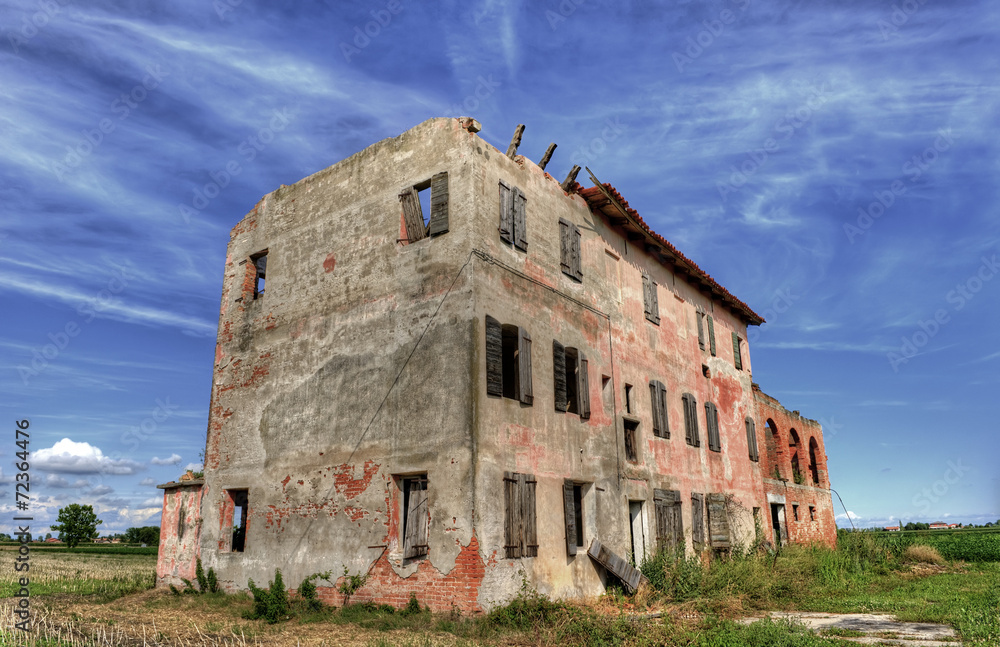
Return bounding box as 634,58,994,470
640,547,703,601
400,591,424,617
297,571,332,612
246,569,290,624
903,545,945,565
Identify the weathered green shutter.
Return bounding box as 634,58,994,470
399,187,426,242
553,341,567,412
428,172,449,236
707,315,716,356
746,417,758,462
578,353,590,420
486,316,503,397
563,481,577,556
705,402,720,452
498,181,513,244
732,332,742,370
513,188,528,251
518,327,533,405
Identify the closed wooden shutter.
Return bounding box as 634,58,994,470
428,172,449,236
503,472,519,558
518,327,533,405
654,489,683,552
732,333,742,370
691,493,705,549
553,341,567,412
578,353,590,420
683,394,700,447
559,219,571,276
651,381,668,438
707,315,716,356
399,187,426,242
649,278,659,323
706,402,720,452
746,418,758,462
498,181,513,244
649,382,661,437
513,188,528,251
486,316,503,397
403,478,428,559
563,481,577,556
697,312,705,350
571,223,582,281
523,473,538,557
707,493,731,548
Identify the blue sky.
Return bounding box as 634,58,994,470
1,0,997,536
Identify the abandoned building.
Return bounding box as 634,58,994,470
156,117,836,611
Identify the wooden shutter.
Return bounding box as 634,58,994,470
588,540,644,594
732,333,742,370
707,493,731,548
428,172,449,236
513,188,528,251
691,493,705,549
553,341,567,412
649,278,659,323
746,418,758,462
643,274,660,324
571,223,582,281
651,381,668,438
706,402,720,452
697,312,705,350
658,382,669,438
688,395,700,447
498,181,513,244
403,478,428,559
486,316,503,397
503,472,519,558
578,353,590,420
654,489,682,552
559,218,572,276
707,315,716,356
518,327,533,405
399,187,426,242
563,481,577,556
522,473,538,557
649,382,661,437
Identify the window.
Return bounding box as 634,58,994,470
250,251,267,299
226,489,248,552
809,506,816,522
485,315,533,404
745,417,759,462
503,471,537,558
649,380,669,438
792,504,800,522
624,384,634,414
705,402,721,452
707,315,716,356
553,342,590,419
732,332,743,370
623,419,639,463
682,393,700,447
702,364,710,378
808,437,821,485
498,180,527,251
706,493,730,549
562,481,585,556
559,218,582,281
692,493,706,551
654,489,683,553
399,172,449,242
696,310,706,350
400,476,429,560
642,273,660,325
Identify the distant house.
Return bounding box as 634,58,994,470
929,522,949,530
44,537,61,543
885,525,900,532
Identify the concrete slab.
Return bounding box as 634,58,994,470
741,611,961,646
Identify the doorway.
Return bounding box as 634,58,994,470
629,501,646,565
770,503,787,547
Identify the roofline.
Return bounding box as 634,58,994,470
573,179,765,326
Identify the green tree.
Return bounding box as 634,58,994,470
123,526,160,545
51,504,103,548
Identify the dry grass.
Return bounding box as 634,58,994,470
904,544,946,566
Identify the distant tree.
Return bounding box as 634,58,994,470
51,504,103,548
123,526,160,545
0,533,11,541
45,532,52,540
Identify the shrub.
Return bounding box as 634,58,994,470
246,569,290,624
298,571,332,612
400,591,423,617
903,545,945,565
338,566,369,606
640,547,703,601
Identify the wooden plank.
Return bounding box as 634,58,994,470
506,123,525,158
538,143,557,170
587,539,644,593
707,493,731,549
561,164,581,191
398,187,426,242
513,188,528,251
428,172,449,236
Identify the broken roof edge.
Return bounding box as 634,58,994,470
572,179,764,327
752,384,821,427
157,479,204,490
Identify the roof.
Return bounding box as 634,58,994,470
574,181,764,326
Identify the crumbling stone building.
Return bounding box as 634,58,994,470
157,117,836,611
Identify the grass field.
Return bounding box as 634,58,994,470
1,534,998,646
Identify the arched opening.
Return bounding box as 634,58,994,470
765,419,781,479
789,429,802,484
808,437,821,485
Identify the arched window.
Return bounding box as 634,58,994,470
789,429,802,484
808,437,821,485
765,419,781,479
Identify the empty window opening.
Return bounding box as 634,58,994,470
401,476,429,560
808,437,821,485
228,489,248,553
682,393,700,447
765,419,781,478
770,503,787,546
485,316,533,404
809,506,816,521
498,180,527,251
789,429,802,483
702,364,710,378
251,251,267,299
792,504,800,522
399,172,449,243
623,419,639,463
553,342,590,419
503,471,537,559
625,383,634,414
562,481,586,556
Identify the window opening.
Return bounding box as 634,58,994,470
251,251,267,299
401,476,429,560
623,419,639,463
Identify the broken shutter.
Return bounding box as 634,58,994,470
643,274,660,324
523,473,538,557
697,312,705,350
486,315,503,397
588,540,644,594
573,226,582,281
399,187,426,242
403,478,428,559
707,315,716,356
578,353,590,420
732,332,742,370
428,171,449,236
705,402,720,452
498,181,513,244
518,327,533,405
559,218,572,276
513,188,528,251
707,493,731,548
691,493,705,550
746,417,758,462
553,341,567,412
654,489,683,552
503,472,519,558
563,481,577,556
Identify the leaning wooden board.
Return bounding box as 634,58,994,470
587,539,645,593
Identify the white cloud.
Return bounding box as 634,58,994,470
33,438,145,475
184,462,203,472
150,453,182,466
44,474,91,489
89,485,113,496
139,477,155,486
836,511,861,521
141,497,162,507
